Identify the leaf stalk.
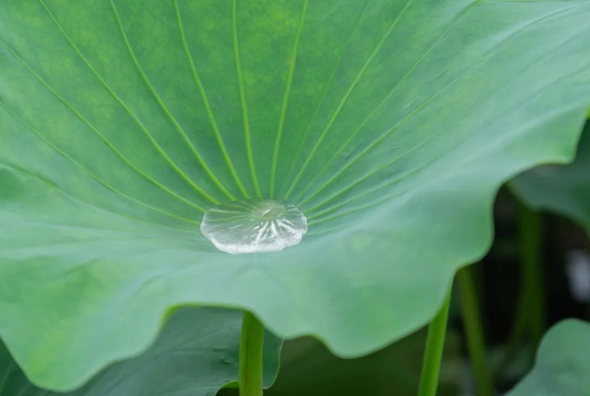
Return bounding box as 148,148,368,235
240,312,265,396
517,204,545,345
417,286,452,396
457,265,494,396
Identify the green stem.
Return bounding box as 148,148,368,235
240,311,265,396
497,203,544,375
518,203,544,345
457,266,494,396
418,287,452,396
495,279,528,375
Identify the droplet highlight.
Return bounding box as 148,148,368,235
200,199,308,254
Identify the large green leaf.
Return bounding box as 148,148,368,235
512,122,590,232
0,307,281,396
506,319,590,396
2,0,590,390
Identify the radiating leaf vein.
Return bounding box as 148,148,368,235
291,0,479,202
174,0,253,201
307,60,590,224
0,161,201,236
0,38,207,213
0,102,201,227
109,0,234,204
269,0,310,198
277,0,373,197
283,0,418,199
297,1,588,210
232,0,262,199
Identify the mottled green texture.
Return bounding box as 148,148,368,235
0,308,281,396
506,320,590,396
2,0,590,391
512,122,590,233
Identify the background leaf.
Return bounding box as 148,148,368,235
221,329,460,396
0,307,281,396
505,319,590,396
512,121,590,233
2,0,590,390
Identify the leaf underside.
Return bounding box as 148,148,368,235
0,307,281,396
506,319,590,396
1,0,590,390
512,121,590,234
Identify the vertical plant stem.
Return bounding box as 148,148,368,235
497,283,528,373
240,311,265,396
418,287,452,396
497,203,544,375
457,266,494,396
518,203,544,345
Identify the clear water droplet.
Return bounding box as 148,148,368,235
200,199,308,254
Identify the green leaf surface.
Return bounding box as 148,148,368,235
512,122,590,232
0,307,281,396
505,319,590,396
2,0,590,390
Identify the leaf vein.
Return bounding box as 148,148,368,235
297,1,587,208
0,102,201,226
0,161,201,236
269,0,310,198
0,38,206,213
39,0,222,205
306,41,590,220
283,0,418,198
232,0,262,198
109,0,232,204
174,0,252,200
277,0,374,197
291,0,478,202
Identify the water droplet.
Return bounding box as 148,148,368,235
200,199,308,254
